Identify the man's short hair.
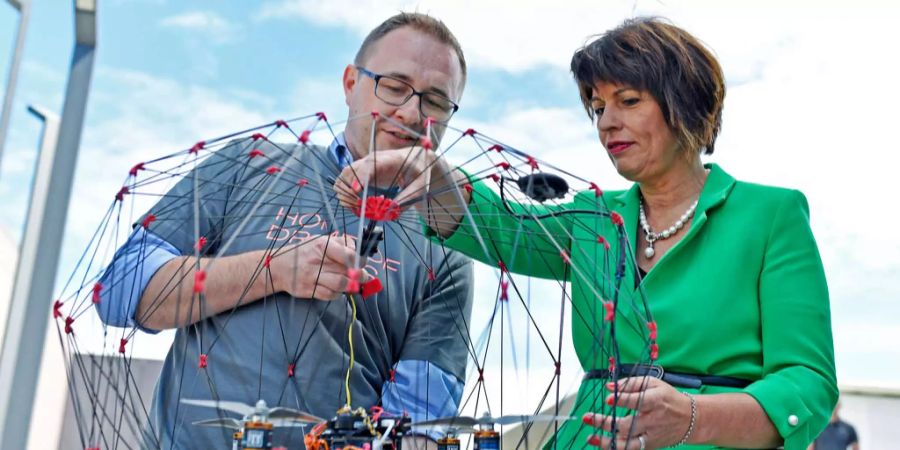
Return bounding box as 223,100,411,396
355,12,467,91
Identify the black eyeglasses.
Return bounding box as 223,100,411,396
356,66,459,122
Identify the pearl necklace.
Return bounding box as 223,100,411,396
639,197,699,259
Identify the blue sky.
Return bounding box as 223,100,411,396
1,0,900,418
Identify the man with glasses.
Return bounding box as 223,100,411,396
96,12,472,449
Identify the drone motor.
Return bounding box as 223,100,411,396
515,173,569,202
437,435,461,450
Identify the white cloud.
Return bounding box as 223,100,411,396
159,10,238,44
253,0,899,81
288,77,349,119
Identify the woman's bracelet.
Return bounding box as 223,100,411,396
676,392,697,446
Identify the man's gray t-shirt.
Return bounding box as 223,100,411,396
139,139,473,449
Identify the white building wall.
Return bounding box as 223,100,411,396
837,385,900,449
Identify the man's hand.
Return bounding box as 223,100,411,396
270,234,362,301
334,146,436,211
334,146,469,239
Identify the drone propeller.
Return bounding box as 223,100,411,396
267,406,325,423
181,398,324,424
182,399,254,417
193,418,243,430
193,417,313,430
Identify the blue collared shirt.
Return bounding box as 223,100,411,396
97,134,462,435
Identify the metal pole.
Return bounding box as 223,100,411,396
0,1,96,447
0,0,31,180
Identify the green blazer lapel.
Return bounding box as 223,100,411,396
697,163,736,217
607,165,736,304
644,163,737,275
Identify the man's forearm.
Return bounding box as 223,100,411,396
135,249,276,330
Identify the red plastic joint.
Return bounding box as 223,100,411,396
610,212,624,226
489,174,500,183
115,186,129,202
195,236,207,252
389,369,397,382
299,130,311,144
650,343,659,361
297,178,309,187
266,166,281,175
346,268,361,293
495,162,510,171
129,162,145,177
647,321,658,340
608,357,616,373
589,182,603,198
288,363,295,378
420,137,433,150
193,270,206,294
92,282,103,304
426,268,436,281
463,183,473,194
141,214,157,229
199,354,208,368
64,316,74,334
500,280,509,301
526,156,539,170
352,196,401,221
361,277,383,298
119,338,128,354
316,112,327,121
263,254,273,268
86,447,100,450
498,261,508,272
248,149,265,159
251,133,267,141
189,141,205,154
370,405,384,422
371,111,380,119
52,300,63,319
488,144,503,153
604,302,615,322
596,235,610,250
560,250,571,264
463,128,476,137
275,119,289,128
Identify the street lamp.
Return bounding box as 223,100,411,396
0,0,31,181
0,1,97,447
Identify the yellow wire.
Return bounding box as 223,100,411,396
344,294,357,409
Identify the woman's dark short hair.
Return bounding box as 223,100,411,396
571,17,725,155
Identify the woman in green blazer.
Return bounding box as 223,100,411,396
334,17,836,450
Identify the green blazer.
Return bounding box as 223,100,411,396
440,163,837,449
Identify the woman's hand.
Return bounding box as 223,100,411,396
583,377,693,449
